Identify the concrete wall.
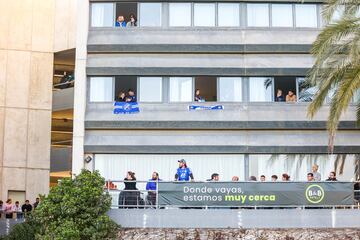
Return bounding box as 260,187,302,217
0,0,77,202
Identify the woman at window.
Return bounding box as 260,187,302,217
275,89,285,102
116,91,126,102
4,199,13,219
115,16,126,27
195,89,205,102
126,14,137,27
282,173,290,181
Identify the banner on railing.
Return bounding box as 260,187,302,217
113,102,140,114
158,182,354,206
188,105,224,111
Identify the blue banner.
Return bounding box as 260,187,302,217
188,105,224,111
113,102,140,114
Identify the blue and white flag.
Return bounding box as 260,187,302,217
188,105,224,111
113,102,140,114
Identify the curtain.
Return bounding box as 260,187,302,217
139,3,162,27
295,4,318,28
139,77,162,102
91,3,114,27
169,3,191,27
219,77,242,102
247,4,269,27
89,77,113,102
218,4,240,27
272,4,293,27
249,77,272,102
194,3,216,26
169,77,192,102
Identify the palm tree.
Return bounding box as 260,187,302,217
307,0,360,152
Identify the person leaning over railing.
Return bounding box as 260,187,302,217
21,200,32,217
119,171,144,208
146,172,161,206
4,199,13,219
13,201,22,219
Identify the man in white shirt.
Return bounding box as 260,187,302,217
312,164,321,181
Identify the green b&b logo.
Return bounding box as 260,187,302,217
305,184,325,204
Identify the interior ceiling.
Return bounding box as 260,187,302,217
54,48,76,67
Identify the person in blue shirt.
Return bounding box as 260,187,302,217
275,89,285,102
146,172,161,206
115,16,126,27
126,89,137,102
194,89,205,102
175,159,194,181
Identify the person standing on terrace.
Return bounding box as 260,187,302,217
175,159,194,181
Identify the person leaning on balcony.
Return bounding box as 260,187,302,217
271,175,278,182
286,90,297,102
175,159,194,181
282,173,290,181
146,172,161,206
4,199,13,219
312,164,321,181
260,175,266,182
326,171,338,181
116,91,126,102
22,200,32,214
126,89,137,102
275,89,285,102
194,89,205,102
126,14,137,27
124,171,137,190
307,172,315,181
232,176,239,181
115,15,126,27
13,201,22,219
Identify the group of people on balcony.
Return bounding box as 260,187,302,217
116,14,137,27
0,198,39,219
116,161,340,208
116,89,137,102
275,89,297,102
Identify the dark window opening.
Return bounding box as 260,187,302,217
115,3,138,27
194,76,217,102
114,76,137,102
274,76,297,102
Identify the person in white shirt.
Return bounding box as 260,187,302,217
312,164,321,181
13,201,23,219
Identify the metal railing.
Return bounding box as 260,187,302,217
105,180,360,209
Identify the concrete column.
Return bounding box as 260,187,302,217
72,0,89,175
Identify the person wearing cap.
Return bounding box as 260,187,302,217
175,159,194,181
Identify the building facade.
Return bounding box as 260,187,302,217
73,0,360,184
0,0,76,202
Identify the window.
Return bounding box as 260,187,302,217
89,77,113,102
247,4,269,27
169,77,193,102
169,3,191,27
273,76,297,102
194,76,217,101
194,3,216,27
114,76,137,101
139,3,162,27
139,77,162,102
218,3,240,27
219,77,242,102
295,4,318,28
115,3,138,27
249,77,273,102
271,4,293,27
297,77,318,102
91,3,114,27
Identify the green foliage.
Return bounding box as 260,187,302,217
307,0,360,151
0,221,35,240
3,169,118,240
32,169,118,240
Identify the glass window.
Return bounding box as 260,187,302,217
297,77,318,102
91,3,114,27
295,4,318,28
271,4,293,27
169,77,193,102
219,77,242,102
139,3,162,27
194,3,216,27
89,77,113,102
247,4,269,27
218,3,240,27
249,77,273,102
169,3,191,27
139,77,162,102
